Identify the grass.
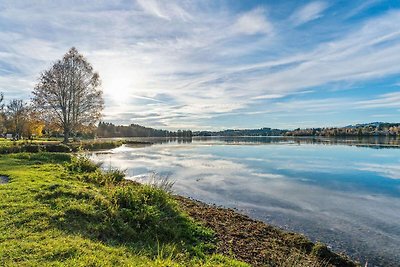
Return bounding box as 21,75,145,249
0,152,248,266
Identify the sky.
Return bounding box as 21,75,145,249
1,0,400,130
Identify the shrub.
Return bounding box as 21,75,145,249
78,169,126,186
69,141,123,152
44,144,71,153
111,185,173,231
110,184,214,252
104,168,126,183
147,172,175,193
66,155,126,185
23,144,42,153
10,152,71,163
0,145,21,154
66,155,100,173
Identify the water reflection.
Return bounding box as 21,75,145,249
102,135,400,147
90,138,400,266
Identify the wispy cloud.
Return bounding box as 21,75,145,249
290,1,329,26
345,0,382,18
356,92,400,109
136,0,192,21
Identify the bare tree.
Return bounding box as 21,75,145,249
32,47,104,143
6,99,27,138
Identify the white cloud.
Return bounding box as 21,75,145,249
233,8,273,35
345,0,381,18
135,0,192,21
290,1,329,26
355,92,400,109
136,0,170,20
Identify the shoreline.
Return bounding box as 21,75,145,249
174,195,358,267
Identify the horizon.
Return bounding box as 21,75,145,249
1,1,400,130
102,120,400,132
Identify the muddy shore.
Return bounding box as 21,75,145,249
175,195,359,267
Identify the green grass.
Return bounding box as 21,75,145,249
0,139,60,145
0,153,248,267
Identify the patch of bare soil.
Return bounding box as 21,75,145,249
0,175,9,184
176,196,358,267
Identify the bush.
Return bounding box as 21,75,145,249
11,152,71,164
111,185,174,231
110,184,214,251
69,141,123,152
66,155,126,185
0,145,22,154
78,169,126,186
0,143,71,154
23,144,42,153
44,144,71,153
147,172,175,193
66,155,100,173
104,168,126,183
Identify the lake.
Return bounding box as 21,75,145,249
90,137,400,266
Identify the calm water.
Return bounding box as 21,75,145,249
90,137,400,266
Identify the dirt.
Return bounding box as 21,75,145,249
0,175,9,184
175,195,359,267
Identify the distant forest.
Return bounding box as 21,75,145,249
285,122,400,137
97,122,192,138
194,123,400,137
96,122,400,139
194,128,287,137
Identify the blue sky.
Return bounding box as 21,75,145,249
1,0,400,130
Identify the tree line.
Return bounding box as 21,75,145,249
194,127,287,137
285,123,400,137
194,123,400,137
0,95,45,139
97,122,192,138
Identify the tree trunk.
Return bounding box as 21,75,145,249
63,129,69,144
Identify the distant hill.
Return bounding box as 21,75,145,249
345,122,387,128
194,127,287,137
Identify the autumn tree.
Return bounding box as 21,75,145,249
23,109,45,138
32,47,104,143
6,99,27,138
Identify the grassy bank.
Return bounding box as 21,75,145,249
0,153,246,266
